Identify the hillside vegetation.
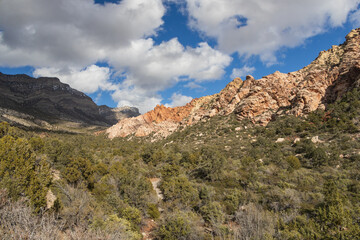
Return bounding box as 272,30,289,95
1,88,360,239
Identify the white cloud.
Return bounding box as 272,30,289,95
184,82,203,89
110,38,231,90
31,37,231,113
185,0,360,63
0,0,232,112
230,66,255,79
33,65,112,94
0,0,165,68
350,9,360,26
107,38,231,112
94,92,102,105
111,86,163,114
165,93,193,108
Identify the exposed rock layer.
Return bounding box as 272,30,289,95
0,73,140,128
106,28,360,138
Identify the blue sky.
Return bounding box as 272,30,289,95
0,0,359,113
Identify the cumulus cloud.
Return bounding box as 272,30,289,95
0,0,232,112
165,93,193,108
111,86,163,114
184,82,203,89
185,0,360,63
230,66,255,79
89,37,229,113
33,65,112,94
0,0,165,68
110,38,231,90
349,8,360,26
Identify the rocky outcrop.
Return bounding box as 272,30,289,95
0,73,140,128
143,104,193,123
107,104,194,138
106,28,360,138
234,29,359,124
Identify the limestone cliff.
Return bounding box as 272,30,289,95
106,28,360,138
0,73,140,129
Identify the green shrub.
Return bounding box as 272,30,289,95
307,147,328,167
285,155,301,171
156,211,202,240
200,201,225,224
120,206,142,230
147,203,160,220
160,175,199,207
0,136,50,212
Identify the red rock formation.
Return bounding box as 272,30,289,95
234,29,360,124
106,28,360,138
143,103,194,123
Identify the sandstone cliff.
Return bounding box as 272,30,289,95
0,73,140,129
106,28,360,138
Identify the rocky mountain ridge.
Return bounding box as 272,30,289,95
0,73,140,130
106,28,360,139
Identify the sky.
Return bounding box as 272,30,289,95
0,0,360,113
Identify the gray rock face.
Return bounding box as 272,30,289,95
0,73,139,127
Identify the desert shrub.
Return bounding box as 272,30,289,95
147,203,160,220
160,175,199,207
278,214,320,240
0,136,50,212
0,122,10,138
307,147,328,167
281,180,360,239
63,157,94,187
241,156,256,166
0,122,24,138
0,191,63,239
119,206,142,230
92,176,116,201
90,214,142,240
315,179,360,239
267,115,307,136
295,139,316,155
141,145,167,165
192,147,225,181
233,203,275,240
199,201,225,225
93,162,109,178
29,136,45,153
150,148,167,165
198,185,215,202
156,211,203,240
285,155,301,171
161,163,180,179
44,138,74,166
223,189,244,215
107,161,153,208
180,151,199,166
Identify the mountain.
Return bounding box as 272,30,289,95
0,73,139,130
106,28,360,139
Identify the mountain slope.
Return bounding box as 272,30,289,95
0,73,139,129
107,28,360,139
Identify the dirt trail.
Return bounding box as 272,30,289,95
150,178,164,201
141,178,164,240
